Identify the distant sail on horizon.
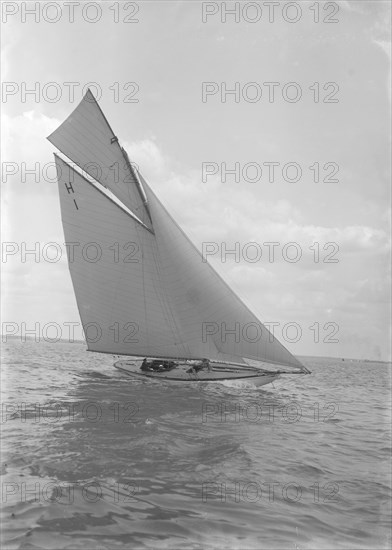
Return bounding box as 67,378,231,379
49,89,309,378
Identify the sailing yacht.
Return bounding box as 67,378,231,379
48,89,310,386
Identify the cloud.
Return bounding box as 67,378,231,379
133,147,390,263
2,110,59,162
126,138,168,178
336,1,366,14
2,111,390,359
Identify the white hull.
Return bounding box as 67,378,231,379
114,360,279,387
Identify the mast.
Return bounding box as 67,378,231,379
121,147,153,225
49,89,310,374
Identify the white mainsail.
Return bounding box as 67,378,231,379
55,154,199,358
50,90,306,371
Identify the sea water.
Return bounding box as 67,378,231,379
1,339,391,549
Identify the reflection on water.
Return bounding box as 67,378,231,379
1,340,391,549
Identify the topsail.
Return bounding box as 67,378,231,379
49,89,307,373
48,89,152,231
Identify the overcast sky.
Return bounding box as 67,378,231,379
2,1,391,361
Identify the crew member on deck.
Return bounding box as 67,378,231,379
141,358,148,371
187,358,211,374
202,358,211,371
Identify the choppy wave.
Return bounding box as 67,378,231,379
1,341,391,549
